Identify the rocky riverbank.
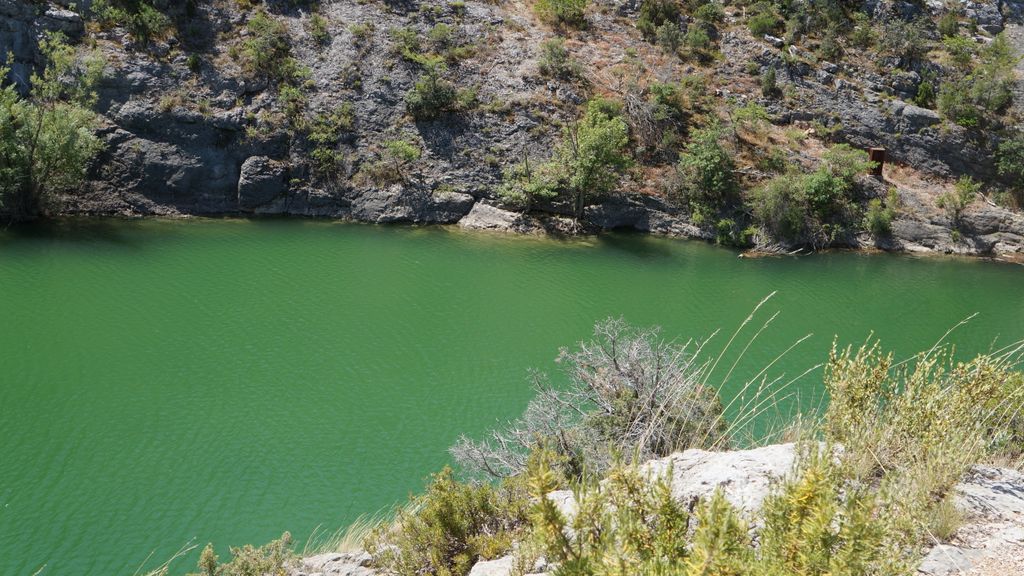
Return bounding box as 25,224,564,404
288,444,1024,576
3,0,1024,257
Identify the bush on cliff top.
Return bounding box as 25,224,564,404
451,317,726,480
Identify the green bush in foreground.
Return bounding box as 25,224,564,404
366,468,530,576
451,317,725,480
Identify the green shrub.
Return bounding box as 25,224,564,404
761,67,778,97
527,460,692,575
0,34,104,220
848,12,875,48
307,104,354,178
548,100,632,219
996,131,1024,189
637,0,681,40
308,13,330,45
823,339,1024,533
943,35,974,68
354,139,422,186
938,10,960,38
748,2,781,36
537,38,581,79
91,0,172,43
684,25,712,57
914,79,935,108
496,157,558,211
863,188,900,237
656,22,684,54
750,145,872,245
878,18,930,65
405,59,466,120
186,533,294,576
534,0,588,28
186,53,202,73
676,124,737,214
936,175,979,223
694,2,725,25
349,22,375,46
389,26,422,60
243,9,306,85
452,318,725,480
367,468,530,576
938,35,1016,127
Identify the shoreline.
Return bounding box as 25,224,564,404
24,207,1024,266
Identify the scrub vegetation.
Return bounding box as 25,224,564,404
0,34,104,221
160,314,1024,576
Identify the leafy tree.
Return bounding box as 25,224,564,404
552,100,631,219
496,156,558,212
405,57,463,120
938,34,1016,127
0,34,104,220
996,131,1024,189
677,124,737,216
936,175,979,224
750,145,873,245
637,0,681,40
864,188,900,237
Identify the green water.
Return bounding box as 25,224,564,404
1,219,1022,575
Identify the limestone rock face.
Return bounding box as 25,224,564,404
289,551,375,576
467,555,515,576
639,443,798,515
458,203,546,234
350,185,474,224
238,156,288,211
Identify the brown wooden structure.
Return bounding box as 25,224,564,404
868,148,886,178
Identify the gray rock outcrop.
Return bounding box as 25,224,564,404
238,156,288,211
918,466,1024,575
640,443,799,516
458,203,547,234
291,551,376,576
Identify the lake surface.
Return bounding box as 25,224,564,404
1,219,1022,575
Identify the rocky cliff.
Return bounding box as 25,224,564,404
3,0,1024,257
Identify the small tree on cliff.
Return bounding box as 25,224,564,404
553,99,631,220
0,33,104,220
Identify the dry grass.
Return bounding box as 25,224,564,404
302,514,387,555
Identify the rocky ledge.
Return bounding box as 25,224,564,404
288,443,1024,576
